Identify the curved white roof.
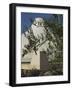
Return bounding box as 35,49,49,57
34,17,44,22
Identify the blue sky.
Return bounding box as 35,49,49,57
21,12,63,33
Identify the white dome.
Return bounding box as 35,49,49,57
34,17,44,22
33,17,44,27
31,17,47,40
21,33,29,49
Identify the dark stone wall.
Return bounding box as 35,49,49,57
40,51,49,70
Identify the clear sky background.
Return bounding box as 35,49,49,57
21,12,63,33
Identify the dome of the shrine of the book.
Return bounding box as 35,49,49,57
33,17,45,27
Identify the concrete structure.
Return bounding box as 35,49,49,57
21,51,48,70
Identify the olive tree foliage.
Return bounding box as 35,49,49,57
44,14,63,62
22,26,40,57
